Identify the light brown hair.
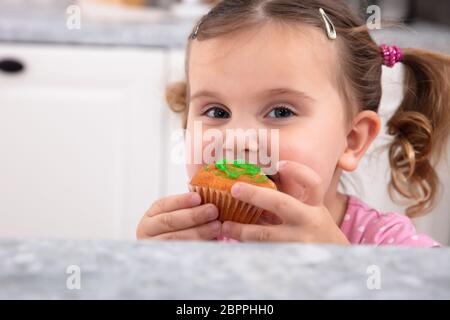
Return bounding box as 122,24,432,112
166,0,450,217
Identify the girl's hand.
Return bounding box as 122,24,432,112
136,193,221,240
221,161,350,244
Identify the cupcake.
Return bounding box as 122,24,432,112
189,159,277,224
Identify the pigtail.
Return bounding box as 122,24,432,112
165,80,188,128
386,48,450,217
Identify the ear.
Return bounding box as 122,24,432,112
338,110,381,172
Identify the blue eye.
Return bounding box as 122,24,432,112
204,106,230,119
267,106,296,118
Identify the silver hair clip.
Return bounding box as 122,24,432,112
191,13,208,40
191,21,201,40
319,8,337,40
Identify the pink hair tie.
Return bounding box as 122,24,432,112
380,44,403,67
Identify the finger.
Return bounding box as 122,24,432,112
222,221,280,242
277,161,324,206
152,221,222,240
231,182,306,224
256,210,283,225
144,204,218,236
146,192,201,217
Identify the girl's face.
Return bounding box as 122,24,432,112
185,22,350,193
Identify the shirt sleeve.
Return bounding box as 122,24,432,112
362,212,441,247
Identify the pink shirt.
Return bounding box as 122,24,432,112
218,194,441,247
341,194,440,247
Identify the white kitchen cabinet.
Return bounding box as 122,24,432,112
0,44,168,240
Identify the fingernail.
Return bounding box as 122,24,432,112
190,193,201,206
206,206,218,219
231,183,243,197
277,161,287,171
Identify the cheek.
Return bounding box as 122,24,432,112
185,120,219,179
185,126,203,179
277,125,345,186
185,119,201,179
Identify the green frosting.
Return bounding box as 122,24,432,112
212,159,268,182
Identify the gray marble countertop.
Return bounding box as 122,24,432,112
0,1,197,49
0,17,196,49
0,238,449,299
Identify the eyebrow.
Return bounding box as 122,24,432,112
190,88,315,103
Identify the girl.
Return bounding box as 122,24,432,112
136,0,450,246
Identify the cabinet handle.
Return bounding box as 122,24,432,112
0,58,25,74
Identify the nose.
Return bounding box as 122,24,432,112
223,125,260,162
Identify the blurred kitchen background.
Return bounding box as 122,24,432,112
0,0,449,244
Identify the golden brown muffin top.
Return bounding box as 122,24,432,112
190,160,277,192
